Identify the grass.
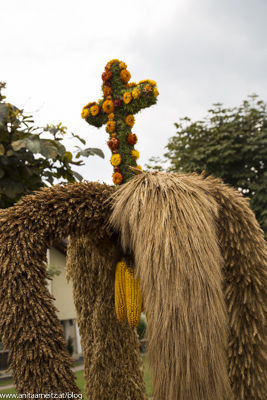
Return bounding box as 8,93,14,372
0,355,153,398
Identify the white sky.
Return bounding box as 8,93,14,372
2,0,267,185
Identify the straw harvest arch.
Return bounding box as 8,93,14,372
1,171,267,400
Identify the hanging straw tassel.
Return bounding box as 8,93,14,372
109,171,233,400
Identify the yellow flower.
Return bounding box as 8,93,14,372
138,79,149,85
120,69,131,83
132,88,141,99
83,101,96,109
90,105,100,116
153,87,159,97
123,92,132,104
108,113,115,120
125,82,137,88
102,100,115,114
108,59,120,65
107,121,116,132
136,165,143,171
125,115,135,127
149,80,157,86
119,61,127,69
111,153,122,166
131,150,140,160
81,108,90,119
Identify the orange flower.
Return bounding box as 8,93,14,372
123,92,132,104
125,115,135,127
143,84,152,93
103,86,112,97
127,133,138,145
102,100,115,114
112,172,123,185
90,105,100,116
120,69,131,83
107,120,116,132
108,113,115,120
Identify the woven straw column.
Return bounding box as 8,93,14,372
67,234,147,400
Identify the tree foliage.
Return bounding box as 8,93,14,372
147,94,267,238
0,82,104,208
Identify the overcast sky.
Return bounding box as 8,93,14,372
2,0,267,185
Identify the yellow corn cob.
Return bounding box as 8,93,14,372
115,261,127,322
125,266,142,328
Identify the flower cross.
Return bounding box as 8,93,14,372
81,59,159,184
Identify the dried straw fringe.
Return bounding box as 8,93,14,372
108,170,267,400
0,182,115,394
66,234,147,400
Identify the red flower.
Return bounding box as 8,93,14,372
102,71,113,82
104,81,111,87
114,99,122,107
127,133,138,146
108,137,119,150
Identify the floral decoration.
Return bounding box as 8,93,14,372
131,150,140,160
102,71,112,82
107,121,116,132
132,88,141,99
102,100,115,114
82,59,158,185
143,84,152,93
111,153,122,166
108,137,119,150
90,105,100,116
103,87,112,97
123,92,132,104
153,88,159,97
120,69,131,83
114,99,122,107
127,133,138,145
119,61,127,69
125,115,135,127
112,172,123,185
81,108,90,119
125,82,137,88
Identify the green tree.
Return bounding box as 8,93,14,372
147,94,267,238
0,82,104,208
66,336,74,357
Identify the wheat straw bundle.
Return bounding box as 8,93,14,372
1,171,267,400
66,234,147,400
0,182,114,394
109,170,267,400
